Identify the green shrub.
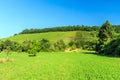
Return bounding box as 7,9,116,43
39,39,51,52
103,38,120,56
54,40,66,51
28,49,37,57
68,41,76,50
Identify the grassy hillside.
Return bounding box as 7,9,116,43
76,31,98,42
0,52,120,80
4,31,76,43
3,31,97,43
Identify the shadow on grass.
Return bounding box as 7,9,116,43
82,51,119,58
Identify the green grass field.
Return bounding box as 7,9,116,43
3,31,76,43
2,31,97,43
0,52,120,80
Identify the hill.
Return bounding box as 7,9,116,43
2,31,98,43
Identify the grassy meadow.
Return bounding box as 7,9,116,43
0,51,120,80
3,31,76,43
3,31,97,43
0,1,120,80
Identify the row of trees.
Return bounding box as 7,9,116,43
0,39,67,56
0,37,96,56
19,25,100,34
18,25,120,35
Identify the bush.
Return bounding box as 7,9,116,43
39,39,51,52
54,40,66,51
21,40,31,52
28,49,37,57
83,41,97,50
0,40,22,52
68,41,76,50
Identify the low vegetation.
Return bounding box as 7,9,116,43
0,31,97,55
0,52,120,80
1,20,120,57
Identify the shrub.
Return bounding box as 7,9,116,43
68,41,76,50
28,49,37,57
39,39,51,52
54,40,66,51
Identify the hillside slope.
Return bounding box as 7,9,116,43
3,31,76,43
3,31,98,43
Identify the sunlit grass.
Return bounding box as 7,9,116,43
2,31,97,44
3,31,77,43
0,52,120,80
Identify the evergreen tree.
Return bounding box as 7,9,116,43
96,20,115,53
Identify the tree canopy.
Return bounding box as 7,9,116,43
96,20,115,53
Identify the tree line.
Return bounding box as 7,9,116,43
18,25,100,34
18,25,120,35
0,35,97,56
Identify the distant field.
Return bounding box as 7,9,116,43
0,52,120,80
2,31,97,43
3,31,76,43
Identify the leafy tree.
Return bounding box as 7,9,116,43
2,40,13,60
21,40,31,52
96,20,115,53
83,41,97,50
0,41,4,52
54,40,66,51
68,41,76,50
102,38,120,56
27,40,41,56
39,39,51,52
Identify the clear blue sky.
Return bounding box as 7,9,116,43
0,0,120,38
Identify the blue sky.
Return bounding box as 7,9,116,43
0,0,120,38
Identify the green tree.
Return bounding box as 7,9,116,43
22,40,31,52
54,40,66,51
39,39,51,52
102,38,120,56
68,40,76,50
96,20,115,53
28,40,40,56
